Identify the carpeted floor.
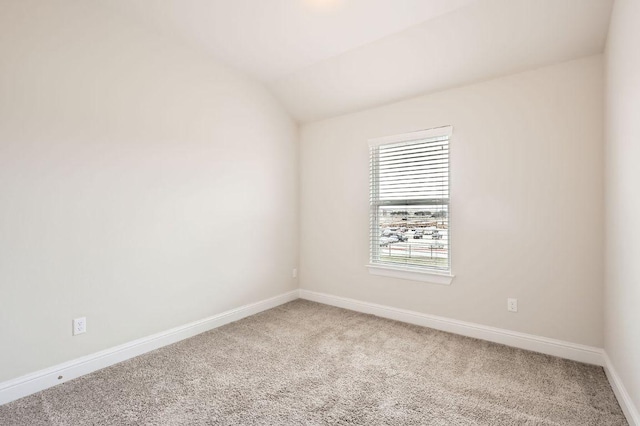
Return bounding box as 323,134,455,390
0,300,627,425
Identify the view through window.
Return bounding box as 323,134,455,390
369,127,450,273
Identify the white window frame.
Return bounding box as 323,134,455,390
367,126,454,285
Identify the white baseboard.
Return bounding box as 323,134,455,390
604,353,640,426
0,290,300,406
5,288,634,425
300,290,640,423
299,289,605,366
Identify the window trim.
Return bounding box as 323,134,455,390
368,126,453,283
368,126,452,147
366,263,454,285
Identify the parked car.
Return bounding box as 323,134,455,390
413,230,424,239
432,230,442,240
380,235,399,246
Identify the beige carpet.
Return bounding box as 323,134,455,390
0,300,627,425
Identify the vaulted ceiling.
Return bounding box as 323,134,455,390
99,0,614,122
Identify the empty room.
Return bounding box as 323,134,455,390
0,0,638,424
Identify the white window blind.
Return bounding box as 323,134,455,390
369,126,451,273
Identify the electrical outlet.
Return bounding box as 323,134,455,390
73,317,87,335
507,298,518,313
292,268,298,278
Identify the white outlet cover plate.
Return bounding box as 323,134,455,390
73,317,87,335
507,298,518,312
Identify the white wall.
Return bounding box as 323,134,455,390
605,0,640,416
0,0,298,382
300,56,604,347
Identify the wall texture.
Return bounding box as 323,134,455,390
0,0,298,382
300,56,604,347
605,0,640,415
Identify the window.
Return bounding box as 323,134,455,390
368,126,452,284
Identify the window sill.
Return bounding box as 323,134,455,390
366,264,454,285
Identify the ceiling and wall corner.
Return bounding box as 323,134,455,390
97,0,614,123
96,0,477,82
